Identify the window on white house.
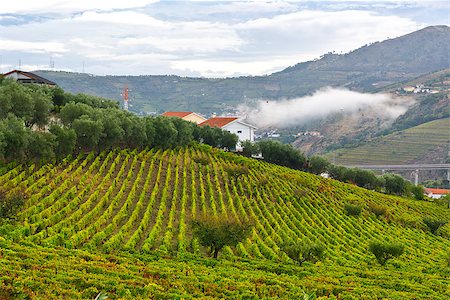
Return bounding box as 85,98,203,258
237,130,242,133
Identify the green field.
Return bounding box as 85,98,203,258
0,146,449,299
326,118,450,165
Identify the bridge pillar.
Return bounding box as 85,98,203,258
414,169,419,186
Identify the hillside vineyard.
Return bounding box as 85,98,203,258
1,146,449,298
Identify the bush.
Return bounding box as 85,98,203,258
0,191,24,221
368,203,388,218
224,165,249,181
369,241,404,265
423,218,447,234
193,155,209,166
191,215,253,258
344,203,362,216
281,241,325,265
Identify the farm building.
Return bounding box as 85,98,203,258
424,188,450,199
2,70,56,86
162,111,207,124
200,117,257,150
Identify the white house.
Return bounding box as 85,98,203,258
424,188,450,199
200,117,257,150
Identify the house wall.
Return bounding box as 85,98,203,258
183,114,206,124
223,122,255,143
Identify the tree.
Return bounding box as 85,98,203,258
72,116,103,152
26,132,56,161
60,102,94,126
220,131,238,150
307,156,330,175
98,110,125,150
257,140,306,169
152,116,178,148
28,89,53,128
423,218,447,234
281,240,325,265
369,241,404,265
241,140,259,157
382,174,408,195
0,115,30,161
192,215,253,258
410,185,425,200
0,190,24,221
50,125,76,159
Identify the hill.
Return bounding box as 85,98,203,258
0,146,449,298
292,68,450,157
324,118,450,165
35,26,450,115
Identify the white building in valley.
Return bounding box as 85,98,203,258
200,117,257,150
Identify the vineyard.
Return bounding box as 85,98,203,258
326,118,450,165
0,146,449,299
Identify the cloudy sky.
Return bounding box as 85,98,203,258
0,0,448,77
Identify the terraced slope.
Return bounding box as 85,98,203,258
0,146,449,298
325,118,450,165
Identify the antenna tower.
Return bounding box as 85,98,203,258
123,85,129,111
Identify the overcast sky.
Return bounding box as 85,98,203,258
0,0,448,77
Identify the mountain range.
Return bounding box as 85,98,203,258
36,25,450,115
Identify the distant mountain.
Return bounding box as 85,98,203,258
36,25,450,114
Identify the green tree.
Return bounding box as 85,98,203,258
307,156,330,175
49,125,76,159
241,140,259,157
423,218,447,234
98,110,125,150
220,131,238,150
28,89,53,128
60,102,94,126
152,116,178,148
26,132,56,161
369,241,404,265
0,115,30,160
281,240,325,265
382,174,408,195
72,117,103,152
257,140,306,169
192,215,253,258
410,185,425,200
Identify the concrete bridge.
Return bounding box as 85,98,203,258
342,164,450,185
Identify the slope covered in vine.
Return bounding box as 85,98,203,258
0,146,449,299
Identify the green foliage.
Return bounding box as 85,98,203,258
281,240,325,265
382,174,409,195
224,164,249,181
344,203,362,216
410,185,425,200
49,125,77,159
368,203,388,218
369,241,404,265
0,190,24,221
423,218,447,234
192,215,253,258
258,139,306,170
241,140,259,157
307,156,330,175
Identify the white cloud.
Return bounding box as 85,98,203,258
241,87,414,128
0,39,68,54
2,0,159,14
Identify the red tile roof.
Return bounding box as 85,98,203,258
162,112,193,118
425,188,450,195
199,117,239,128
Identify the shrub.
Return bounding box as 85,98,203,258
281,240,325,265
368,203,388,218
193,155,209,166
423,218,447,234
224,165,249,181
344,203,362,216
369,241,404,265
0,191,24,221
191,215,253,258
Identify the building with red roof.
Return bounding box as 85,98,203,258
162,111,207,124
200,116,257,149
424,188,450,199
